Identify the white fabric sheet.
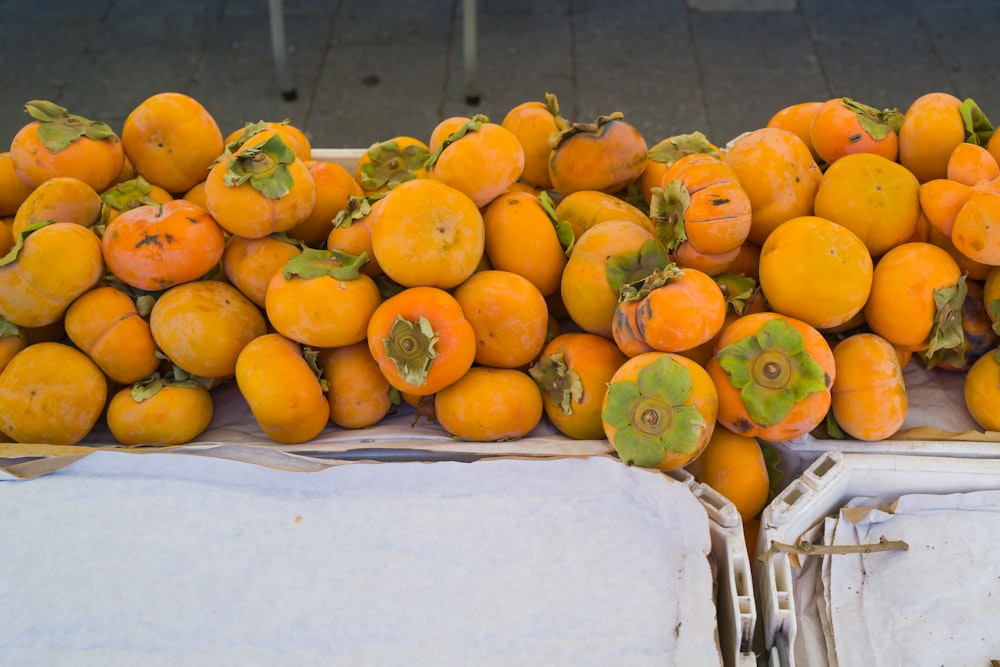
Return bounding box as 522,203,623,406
0,454,723,667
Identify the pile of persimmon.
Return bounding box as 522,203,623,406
4,86,1000,530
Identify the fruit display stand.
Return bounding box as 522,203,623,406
753,450,1000,666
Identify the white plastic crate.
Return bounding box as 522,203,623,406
754,450,1000,666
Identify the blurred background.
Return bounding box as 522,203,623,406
2,0,1000,151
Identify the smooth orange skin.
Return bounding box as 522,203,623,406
809,98,899,165
813,152,921,257
10,119,125,193
235,333,330,444
203,138,317,239
936,227,997,283
106,383,214,446
766,101,823,162
947,142,1000,186
264,258,381,349
707,312,835,442
0,341,108,445
222,234,302,308
0,222,104,328
920,178,975,237
12,176,102,237
898,92,965,184
286,160,362,248
602,351,719,472
672,241,742,276
0,328,27,376
638,135,724,206
428,116,471,153
0,152,36,217
428,120,525,208
533,332,628,440
612,299,656,358
326,204,383,278
121,92,225,194
679,290,767,368
452,269,549,368
554,189,655,240
366,286,476,396
182,180,210,209
635,268,727,353
368,178,485,289
64,286,160,385
318,341,395,430
549,117,648,197
864,242,963,351
758,215,874,330
964,351,1000,431
434,367,543,441
723,127,822,246
560,219,660,338
223,122,312,163
501,100,559,189
101,199,226,292
952,191,1000,265
689,427,769,521
354,136,429,195
149,280,268,379
482,191,567,297
831,333,908,441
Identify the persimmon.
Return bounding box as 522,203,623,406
898,93,990,183
766,101,823,161
707,312,835,442
548,111,647,197
864,242,965,364
235,333,330,444
813,152,921,257
149,280,267,379
182,180,210,209
285,159,362,248
690,428,769,521
204,132,316,239
354,136,430,194
808,97,902,165
553,189,654,240
632,264,727,353
638,131,721,206
64,285,160,385
964,349,1000,431
758,215,874,330
0,341,108,445
366,285,476,396
11,175,103,237
0,316,27,375
481,190,568,297
452,269,549,368
723,127,822,246
529,332,628,440
679,272,767,368
326,194,385,277
367,178,484,289
0,218,14,257
611,298,655,357
9,100,125,192
0,221,104,328
99,176,174,226
560,220,665,338
985,265,1000,326
121,92,225,194
265,248,381,349
222,233,303,308
434,367,544,441
0,152,35,217
222,119,312,163
601,351,718,471
938,277,999,371
317,341,396,430
830,333,908,441
501,93,566,190
106,372,214,446
725,241,762,282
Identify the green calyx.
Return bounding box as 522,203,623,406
921,273,968,369
382,315,439,387
716,318,829,428
528,352,584,416
840,97,903,141
424,113,490,168
714,272,760,316
302,346,330,393
24,100,118,153
602,354,707,467
358,139,430,191
646,131,720,166
989,299,1000,336
281,247,368,281
0,219,57,267
222,133,297,198
130,367,213,403
0,314,20,339
100,176,162,217
649,180,690,252
605,238,671,296
959,98,994,146
537,190,575,255
618,263,685,304
549,111,624,150
332,193,385,229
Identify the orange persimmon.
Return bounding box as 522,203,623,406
766,101,823,162
632,265,727,353
808,97,902,165
553,189,654,240
222,119,312,163
501,94,566,190
12,175,102,236
106,373,215,446
354,136,430,195
0,152,35,217
690,428,770,521
318,341,396,430
964,349,1000,431
898,93,988,183
830,333,908,441
99,176,174,226
326,194,385,277
548,111,648,196
638,131,722,206
285,159,362,248
434,367,544,441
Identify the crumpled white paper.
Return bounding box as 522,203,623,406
0,454,723,667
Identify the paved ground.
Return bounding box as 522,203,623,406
2,0,1000,152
